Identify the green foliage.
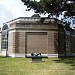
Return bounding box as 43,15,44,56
40,18,45,23
21,0,75,18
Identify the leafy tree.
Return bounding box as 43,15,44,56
21,0,75,26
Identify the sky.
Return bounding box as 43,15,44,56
0,0,74,28
0,0,41,27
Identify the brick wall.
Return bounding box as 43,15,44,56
13,32,19,53
7,19,59,57
8,31,58,56
26,32,48,54
18,32,25,53
48,31,57,54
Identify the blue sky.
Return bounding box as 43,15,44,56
0,0,36,27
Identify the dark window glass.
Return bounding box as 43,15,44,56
1,25,8,49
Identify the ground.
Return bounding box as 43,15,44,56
0,57,75,75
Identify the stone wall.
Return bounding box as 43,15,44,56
6,18,59,57
0,31,2,52
8,31,14,56
8,30,58,57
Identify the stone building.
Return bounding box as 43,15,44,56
0,14,59,57
0,14,74,57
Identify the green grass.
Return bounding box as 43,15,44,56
0,57,75,75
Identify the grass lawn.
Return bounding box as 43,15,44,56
0,57,75,75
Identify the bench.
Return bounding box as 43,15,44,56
26,53,48,62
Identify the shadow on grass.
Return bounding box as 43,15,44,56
53,57,75,70
0,56,7,58
0,56,11,58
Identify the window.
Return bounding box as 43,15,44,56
1,25,8,49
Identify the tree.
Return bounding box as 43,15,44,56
21,0,75,25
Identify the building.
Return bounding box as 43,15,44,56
58,23,75,57
0,14,74,57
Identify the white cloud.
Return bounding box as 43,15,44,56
0,0,35,27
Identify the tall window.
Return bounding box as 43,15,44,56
1,25,8,49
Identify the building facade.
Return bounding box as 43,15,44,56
0,15,60,57
0,15,75,57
